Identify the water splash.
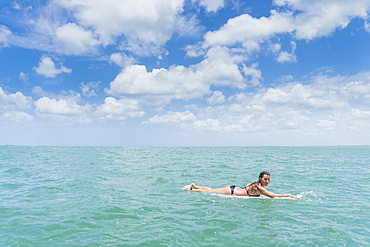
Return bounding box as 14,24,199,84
297,191,326,202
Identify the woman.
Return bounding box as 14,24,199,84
182,171,300,199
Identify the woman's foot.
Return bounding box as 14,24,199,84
181,184,191,190
181,183,196,191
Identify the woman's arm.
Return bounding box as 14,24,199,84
258,186,300,199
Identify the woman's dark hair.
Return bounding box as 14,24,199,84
258,171,270,183
248,171,271,188
259,171,270,178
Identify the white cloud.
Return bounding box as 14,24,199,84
19,72,29,82
196,46,247,88
95,97,145,120
144,110,197,124
242,63,262,86
197,0,225,13
3,0,370,60
31,86,54,97
184,43,206,58
277,74,294,82
261,88,292,105
191,102,312,132
269,43,282,53
206,91,225,105
193,118,222,131
80,81,100,97
32,89,146,122
0,111,34,123
106,46,247,108
0,25,12,47
365,20,370,33
2,0,370,142
344,81,370,99
274,0,370,39
56,0,185,56
109,53,137,67
54,23,98,55
228,93,247,102
175,14,204,37
203,10,294,49
142,71,370,134
259,83,348,110
0,86,33,111
350,108,370,118
106,64,203,99
34,93,93,123
3,0,187,56
33,57,72,78
197,103,245,119
35,95,90,115
13,2,22,10
317,119,336,127
200,1,370,57
276,41,297,63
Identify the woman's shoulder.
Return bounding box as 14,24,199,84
256,184,268,191
246,181,257,187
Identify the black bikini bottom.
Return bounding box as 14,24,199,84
230,185,261,197
230,185,236,195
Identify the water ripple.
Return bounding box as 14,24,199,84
0,146,369,246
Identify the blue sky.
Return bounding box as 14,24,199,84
1,0,370,146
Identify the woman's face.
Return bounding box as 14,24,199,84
260,175,270,186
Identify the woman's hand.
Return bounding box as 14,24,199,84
290,195,301,200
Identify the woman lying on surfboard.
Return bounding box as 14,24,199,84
182,171,300,199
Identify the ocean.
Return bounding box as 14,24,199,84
1,146,369,246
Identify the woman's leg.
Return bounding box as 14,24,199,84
181,183,210,191
183,183,232,194
207,186,232,194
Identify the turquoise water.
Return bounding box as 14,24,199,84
1,146,369,246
